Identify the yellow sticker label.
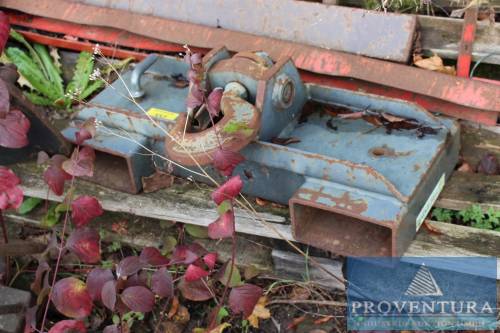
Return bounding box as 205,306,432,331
147,108,179,121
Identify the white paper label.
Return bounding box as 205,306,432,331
416,174,445,231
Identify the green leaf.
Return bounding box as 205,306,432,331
41,204,62,228
218,261,243,288
5,47,60,101
55,202,71,213
18,197,43,215
79,79,104,101
217,200,232,215
33,43,64,96
66,51,94,99
162,236,177,255
23,91,54,106
9,29,49,80
216,307,230,325
185,224,209,238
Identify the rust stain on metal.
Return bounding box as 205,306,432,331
298,188,368,214
369,145,414,158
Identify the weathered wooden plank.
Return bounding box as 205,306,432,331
418,15,500,65
272,249,345,290
12,162,292,241
435,173,500,212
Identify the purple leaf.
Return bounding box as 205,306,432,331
66,228,101,264
124,271,148,289
116,256,144,278
0,78,9,116
75,118,96,145
186,83,204,109
120,286,155,313
207,87,223,117
62,147,95,177
184,264,209,282
229,284,263,318
103,325,120,333
86,268,114,302
140,247,169,266
101,280,117,311
52,277,93,319
71,196,103,228
48,320,86,333
477,153,498,175
44,155,72,196
23,305,38,333
212,148,245,177
170,245,199,265
208,211,235,239
211,175,243,205
151,267,173,298
0,12,10,53
0,109,30,149
178,277,212,302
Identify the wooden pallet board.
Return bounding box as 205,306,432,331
435,124,500,212
10,161,500,273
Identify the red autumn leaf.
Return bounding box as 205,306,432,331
139,247,169,266
0,166,23,210
170,245,199,265
52,277,93,319
116,256,144,278
0,109,30,149
477,153,499,175
213,148,245,176
62,147,95,177
44,155,72,196
207,87,223,117
66,228,101,264
0,78,9,117
71,196,103,228
0,11,10,53
211,175,243,205
203,252,217,270
103,325,120,333
120,286,155,313
31,261,50,294
208,211,235,239
86,268,114,301
48,320,86,333
178,277,212,301
75,118,96,145
185,264,209,282
229,284,263,318
151,267,173,298
101,280,117,311
186,83,204,109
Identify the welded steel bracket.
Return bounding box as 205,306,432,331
62,50,459,257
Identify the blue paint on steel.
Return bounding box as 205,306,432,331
62,53,459,255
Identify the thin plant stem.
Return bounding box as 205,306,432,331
39,165,77,331
0,211,10,283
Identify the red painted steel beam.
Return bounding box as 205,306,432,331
18,31,150,60
8,12,188,54
2,1,498,125
457,5,479,77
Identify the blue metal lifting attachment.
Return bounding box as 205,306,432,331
62,48,459,257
